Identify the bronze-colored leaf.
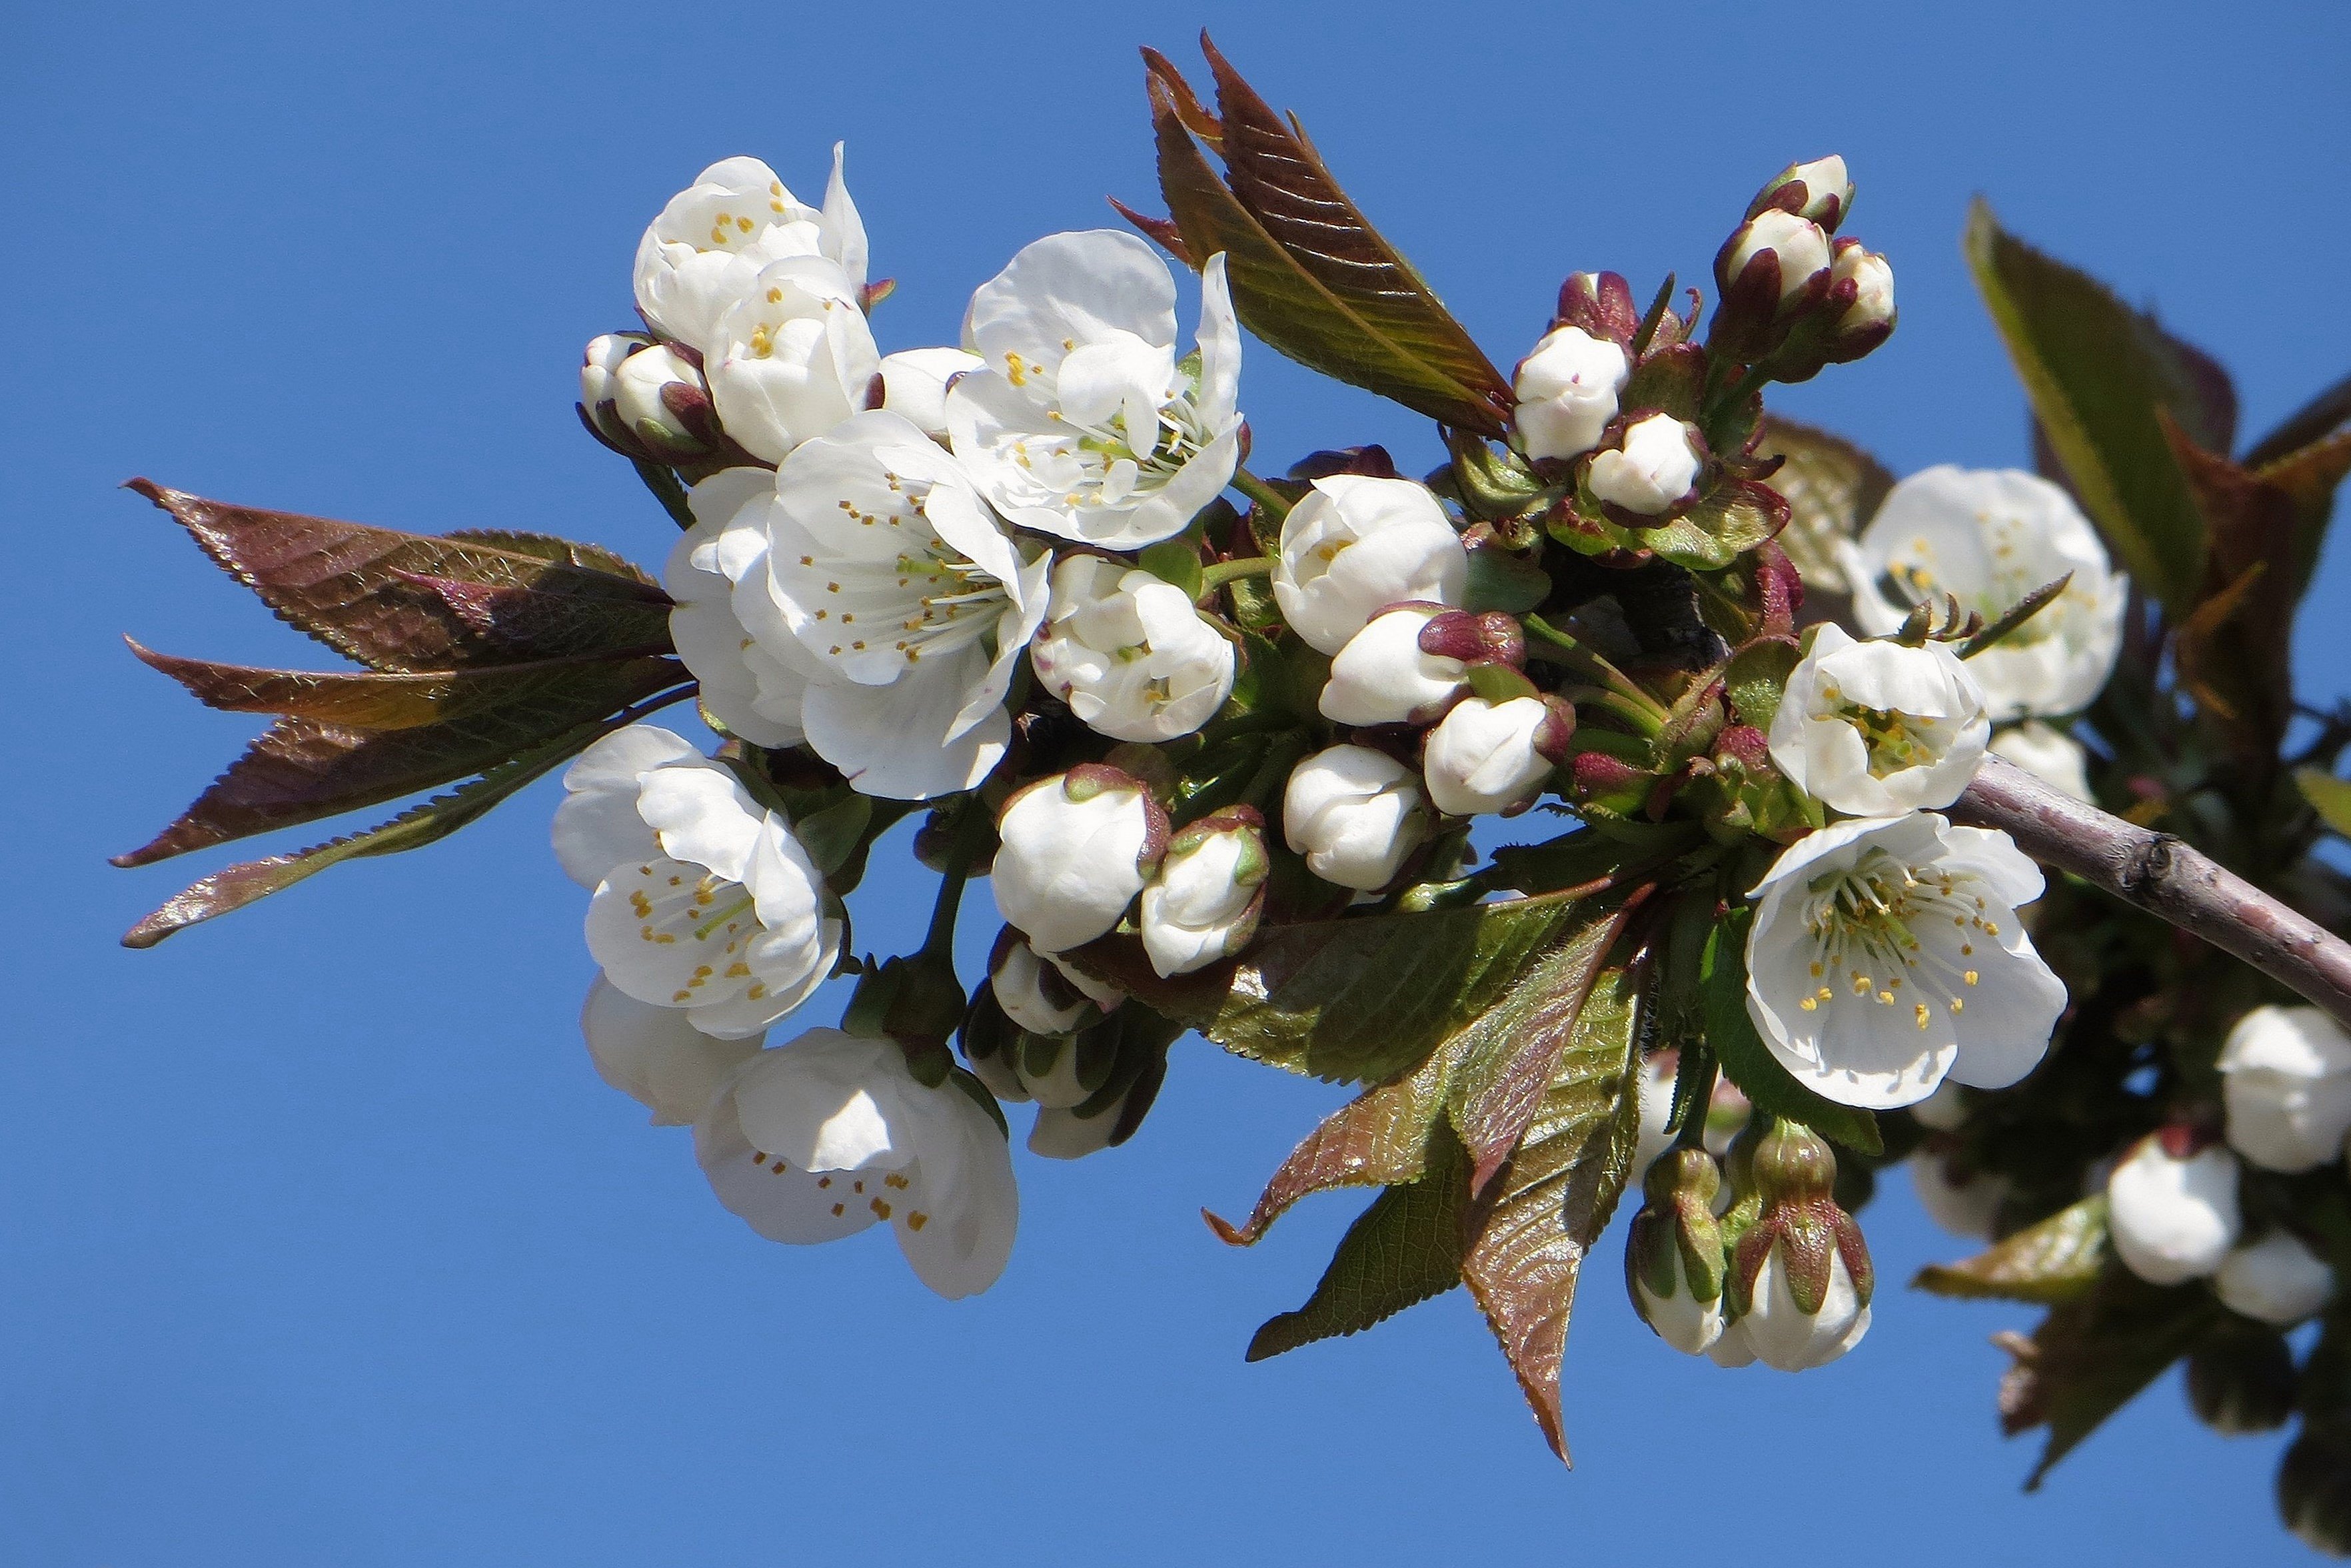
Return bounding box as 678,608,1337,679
1994,1267,2218,1489
126,641,669,732
1753,418,1895,602
2163,414,2296,773
2243,369,2351,469
1915,1194,2110,1305
2254,426,2351,604
131,480,672,672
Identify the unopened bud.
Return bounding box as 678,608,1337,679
988,927,1120,1037
1320,605,1472,726
1728,1120,1873,1371
1589,413,1703,516
1627,1149,1731,1355
991,766,1169,953
1749,155,1854,232
1139,806,1268,978
1281,744,1431,892
1554,270,1641,346
1512,325,1629,463
1421,695,1572,817
2106,1131,2242,1285
2216,1231,2337,1326
2280,1424,2351,1556
2188,1321,2296,1435
2218,1004,2351,1173
1721,210,1833,308
1909,1141,2008,1241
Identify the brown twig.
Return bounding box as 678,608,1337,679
1952,755,2351,1030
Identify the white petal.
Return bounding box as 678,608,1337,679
580,976,760,1126
550,726,700,888
965,229,1179,372
802,659,1009,800
636,758,768,884
695,1076,886,1245
890,1089,1019,1298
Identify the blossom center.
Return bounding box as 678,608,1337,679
1000,355,1215,513
1795,847,2000,1028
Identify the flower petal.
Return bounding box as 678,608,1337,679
580,976,760,1126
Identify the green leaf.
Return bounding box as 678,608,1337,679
1753,416,1895,595
119,706,656,948
1138,538,1205,601
1962,203,2215,614
131,479,673,671
1463,548,1551,614
1066,887,1605,1084
115,656,690,866
1457,963,1644,1462
1244,1123,1474,1360
1915,1194,2110,1305
1994,1269,2218,1489
2298,768,2351,838
1721,636,1799,732
1697,912,1883,1155
1134,44,1510,435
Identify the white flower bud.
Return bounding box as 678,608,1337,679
1282,744,1430,892
1421,696,1569,817
1030,1103,1123,1160
1909,1147,2008,1241
2217,1004,2351,1172
1637,1243,1728,1356
1588,413,1702,515
1511,325,1629,462
1767,624,1992,816
1273,476,1467,654
2106,1136,2242,1285
1632,1051,1679,1183
989,930,1113,1036
1030,554,1236,742
1988,721,2093,802
990,767,1168,953
1763,155,1853,227
1833,244,1895,333
580,333,639,417
1741,1241,1871,1371
609,342,710,452
1319,606,1469,726
1707,1319,1759,1367
1911,1080,1971,1132
878,346,982,440
1725,209,1833,303
1140,808,1268,978
2216,1232,2337,1326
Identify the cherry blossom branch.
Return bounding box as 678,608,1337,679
1952,754,2351,1030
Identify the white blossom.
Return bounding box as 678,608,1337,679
1139,809,1268,977
988,930,1120,1038
1283,744,1430,892
1589,413,1702,515
1512,326,1628,462
633,149,866,353
1318,606,1469,726
1843,466,2127,720
877,347,982,441
2106,1136,2242,1285
947,233,1240,549
1745,812,2066,1109
580,977,762,1126
555,726,840,1039
694,1029,1016,1299
1273,476,1467,654
1740,1243,1871,1371
1421,696,1569,817
664,470,813,748
1029,554,1235,742
1988,720,2093,802
2216,1232,2336,1326
706,256,881,465
1725,209,1833,302
1909,1147,2008,1240
717,410,1050,800
1767,624,1991,817
2217,1004,2351,1173
991,767,1168,953
1912,1080,1972,1132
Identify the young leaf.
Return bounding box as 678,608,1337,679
1962,203,2214,614
1457,964,1644,1463
1134,48,1510,436
1697,912,1883,1155
2298,768,2351,838
1753,416,1895,596
126,642,674,732
1244,1124,1475,1360
2254,427,2351,605
1915,1194,2110,1305
2164,415,2297,766
1994,1268,2218,1489
132,480,672,672
116,656,688,865
2242,369,2351,469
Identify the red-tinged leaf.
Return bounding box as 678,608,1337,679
1457,964,1645,1463
1206,1032,1467,1247
1140,45,1221,142
120,706,650,948
1994,1268,2218,1489
127,641,670,732
131,480,671,672
2164,414,2296,769
1063,886,1596,1084
1448,910,1639,1195
442,528,662,588
2243,370,2351,469
1245,1125,1474,1360
1915,1195,2110,1305
1134,52,1509,436
115,656,688,866
1196,35,1511,425
2254,426,2351,603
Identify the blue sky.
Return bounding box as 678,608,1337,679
7,1,2350,1561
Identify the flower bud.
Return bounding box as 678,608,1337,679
1421,695,1573,817
2218,1004,2351,1172
1909,1142,2009,1241
957,986,1034,1104
1273,476,1468,654
614,341,718,456
1320,606,1471,726
1830,242,1895,335
1589,413,1703,516
2187,1320,2296,1434
1282,744,1431,892
1511,325,1629,463
1727,1121,1874,1371
988,927,1118,1037
2280,1425,2351,1556
1627,1149,1731,1355
2106,1132,2242,1285
991,766,1169,953
580,333,643,429
1632,1049,1680,1182
1912,1080,1970,1132
1988,720,2092,802
1749,156,1853,231
1140,806,1269,977
2217,1231,2337,1326
1553,270,1641,347
1030,554,1237,742
1720,209,1834,307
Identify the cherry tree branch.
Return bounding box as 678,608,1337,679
1952,755,2351,1030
